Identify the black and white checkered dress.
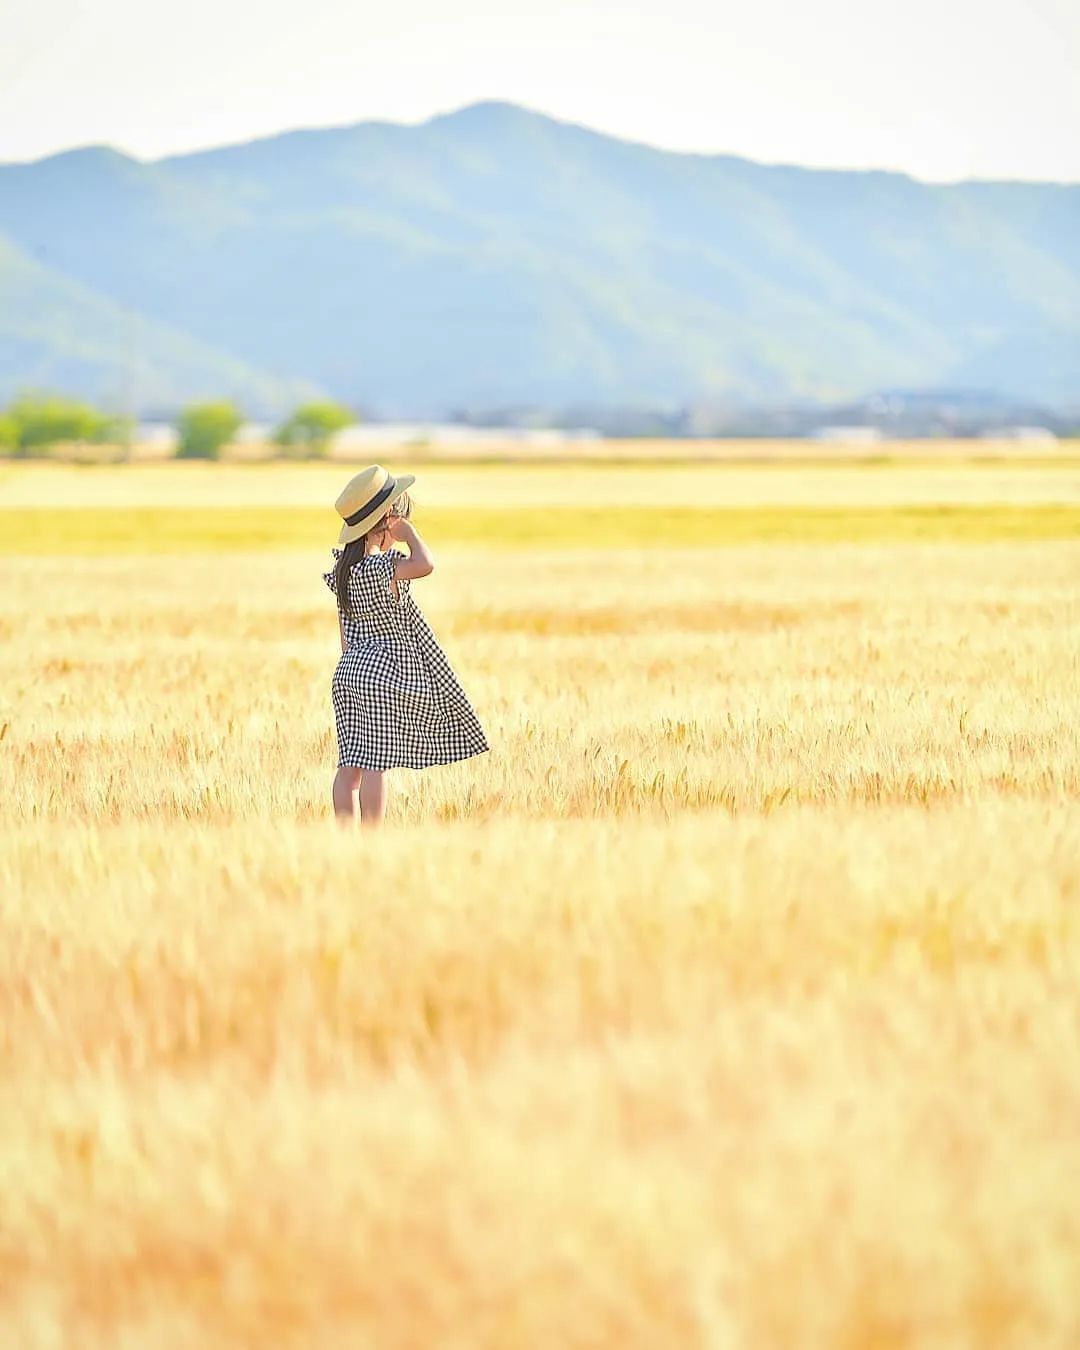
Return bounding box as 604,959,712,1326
322,547,491,771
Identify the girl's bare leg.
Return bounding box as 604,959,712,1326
332,767,363,823
359,769,388,828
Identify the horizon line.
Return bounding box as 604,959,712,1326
2,98,1077,189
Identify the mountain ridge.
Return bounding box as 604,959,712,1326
1,101,1077,416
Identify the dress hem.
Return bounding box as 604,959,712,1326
336,745,491,772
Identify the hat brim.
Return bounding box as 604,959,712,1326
336,474,417,546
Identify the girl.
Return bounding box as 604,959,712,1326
322,464,490,828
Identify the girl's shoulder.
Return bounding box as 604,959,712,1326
322,547,404,596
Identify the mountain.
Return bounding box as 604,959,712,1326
1,101,1077,416
0,229,325,414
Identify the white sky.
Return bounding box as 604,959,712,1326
1,0,1078,182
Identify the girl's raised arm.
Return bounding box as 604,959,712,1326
390,519,435,580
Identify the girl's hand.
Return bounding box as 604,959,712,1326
386,515,412,541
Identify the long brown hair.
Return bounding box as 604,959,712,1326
333,490,412,620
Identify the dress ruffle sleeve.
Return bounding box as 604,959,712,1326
382,548,406,587
322,547,342,597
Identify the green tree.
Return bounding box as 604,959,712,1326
6,391,113,455
0,412,17,453
176,401,243,460
273,400,354,458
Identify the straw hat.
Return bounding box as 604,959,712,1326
333,465,416,546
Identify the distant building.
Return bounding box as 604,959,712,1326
330,423,601,450
979,426,1059,444
233,422,275,444
809,425,885,444
134,422,178,451
131,419,602,456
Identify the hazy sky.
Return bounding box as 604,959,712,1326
2,0,1078,181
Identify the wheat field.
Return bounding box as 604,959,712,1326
2,456,1079,1347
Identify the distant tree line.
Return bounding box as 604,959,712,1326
0,391,357,459
0,392,133,455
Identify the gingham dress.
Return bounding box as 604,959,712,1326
322,547,491,771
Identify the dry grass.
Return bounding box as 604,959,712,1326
16,434,1080,467
2,460,1080,1347
4,808,1080,1346
4,456,1080,509
5,503,1080,554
